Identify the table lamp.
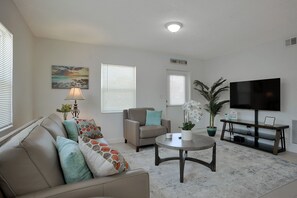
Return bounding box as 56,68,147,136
65,86,85,118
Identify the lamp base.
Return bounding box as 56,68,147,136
71,100,80,118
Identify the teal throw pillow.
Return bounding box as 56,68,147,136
56,136,92,184
145,110,162,126
63,119,79,142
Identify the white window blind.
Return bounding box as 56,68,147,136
0,23,13,132
101,64,136,113
167,70,189,106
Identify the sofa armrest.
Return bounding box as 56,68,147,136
124,119,140,146
17,169,149,198
161,119,171,133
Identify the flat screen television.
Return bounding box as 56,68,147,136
230,78,280,111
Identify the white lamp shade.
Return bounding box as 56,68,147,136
65,87,85,100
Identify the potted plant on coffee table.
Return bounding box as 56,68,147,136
179,100,203,140
193,77,229,136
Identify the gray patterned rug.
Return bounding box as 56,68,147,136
112,134,297,198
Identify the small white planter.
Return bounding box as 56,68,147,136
181,130,192,141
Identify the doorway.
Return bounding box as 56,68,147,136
166,70,190,132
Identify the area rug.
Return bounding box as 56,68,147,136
112,134,297,198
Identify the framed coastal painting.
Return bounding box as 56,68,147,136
51,65,89,89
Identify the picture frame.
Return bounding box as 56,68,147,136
264,116,275,126
229,111,238,120
51,65,89,89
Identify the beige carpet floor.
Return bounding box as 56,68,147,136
112,133,297,198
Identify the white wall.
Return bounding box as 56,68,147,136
33,38,204,142
203,39,297,152
5,0,295,152
0,0,34,135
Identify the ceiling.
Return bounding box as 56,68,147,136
13,0,297,60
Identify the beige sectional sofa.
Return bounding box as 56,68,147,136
0,114,149,198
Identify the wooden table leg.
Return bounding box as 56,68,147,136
273,130,281,155
282,129,286,151
220,122,227,140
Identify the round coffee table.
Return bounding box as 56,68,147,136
155,133,216,183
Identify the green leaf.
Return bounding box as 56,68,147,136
193,77,229,127
179,121,195,130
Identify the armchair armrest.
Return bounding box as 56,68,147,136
17,169,149,198
124,119,140,146
161,119,171,133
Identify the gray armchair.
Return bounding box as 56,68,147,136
123,108,171,152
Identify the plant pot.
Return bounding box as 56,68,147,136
207,127,217,137
181,130,192,141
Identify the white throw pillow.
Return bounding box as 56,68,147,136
78,136,129,177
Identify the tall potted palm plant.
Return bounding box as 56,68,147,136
193,77,229,136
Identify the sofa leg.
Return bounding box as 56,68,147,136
136,146,139,152
125,139,127,143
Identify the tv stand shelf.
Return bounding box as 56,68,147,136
220,119,289,155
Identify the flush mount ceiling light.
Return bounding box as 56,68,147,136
165,22,183,33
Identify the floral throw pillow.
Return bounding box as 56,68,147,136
75,119,103,139
78,136,129,177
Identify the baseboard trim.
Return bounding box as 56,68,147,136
107,137,125,144
287,143,297,153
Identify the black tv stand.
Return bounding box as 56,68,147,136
220,119,289,155
254,110,259,147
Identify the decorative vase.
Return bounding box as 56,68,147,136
207,127,217,137
63,112,68,120
181,130,192,141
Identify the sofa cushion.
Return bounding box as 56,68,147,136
56,136,93,184
145,110,162,126
76,119,103,139
63,119,79,141
0,125,65,197
49,113,68,134
79,136,129,177
0,117,43,146
139,125,167,138
128,108,154,126
41,114,67,138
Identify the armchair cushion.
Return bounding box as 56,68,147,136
128,108,154,126
145,110,162,126
139,125,167,138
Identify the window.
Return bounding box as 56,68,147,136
101,64,136,113
0,23,13,132
167,70,189,106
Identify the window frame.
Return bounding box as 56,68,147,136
166,70,190,107
0,23,13,132
101,63,136,113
